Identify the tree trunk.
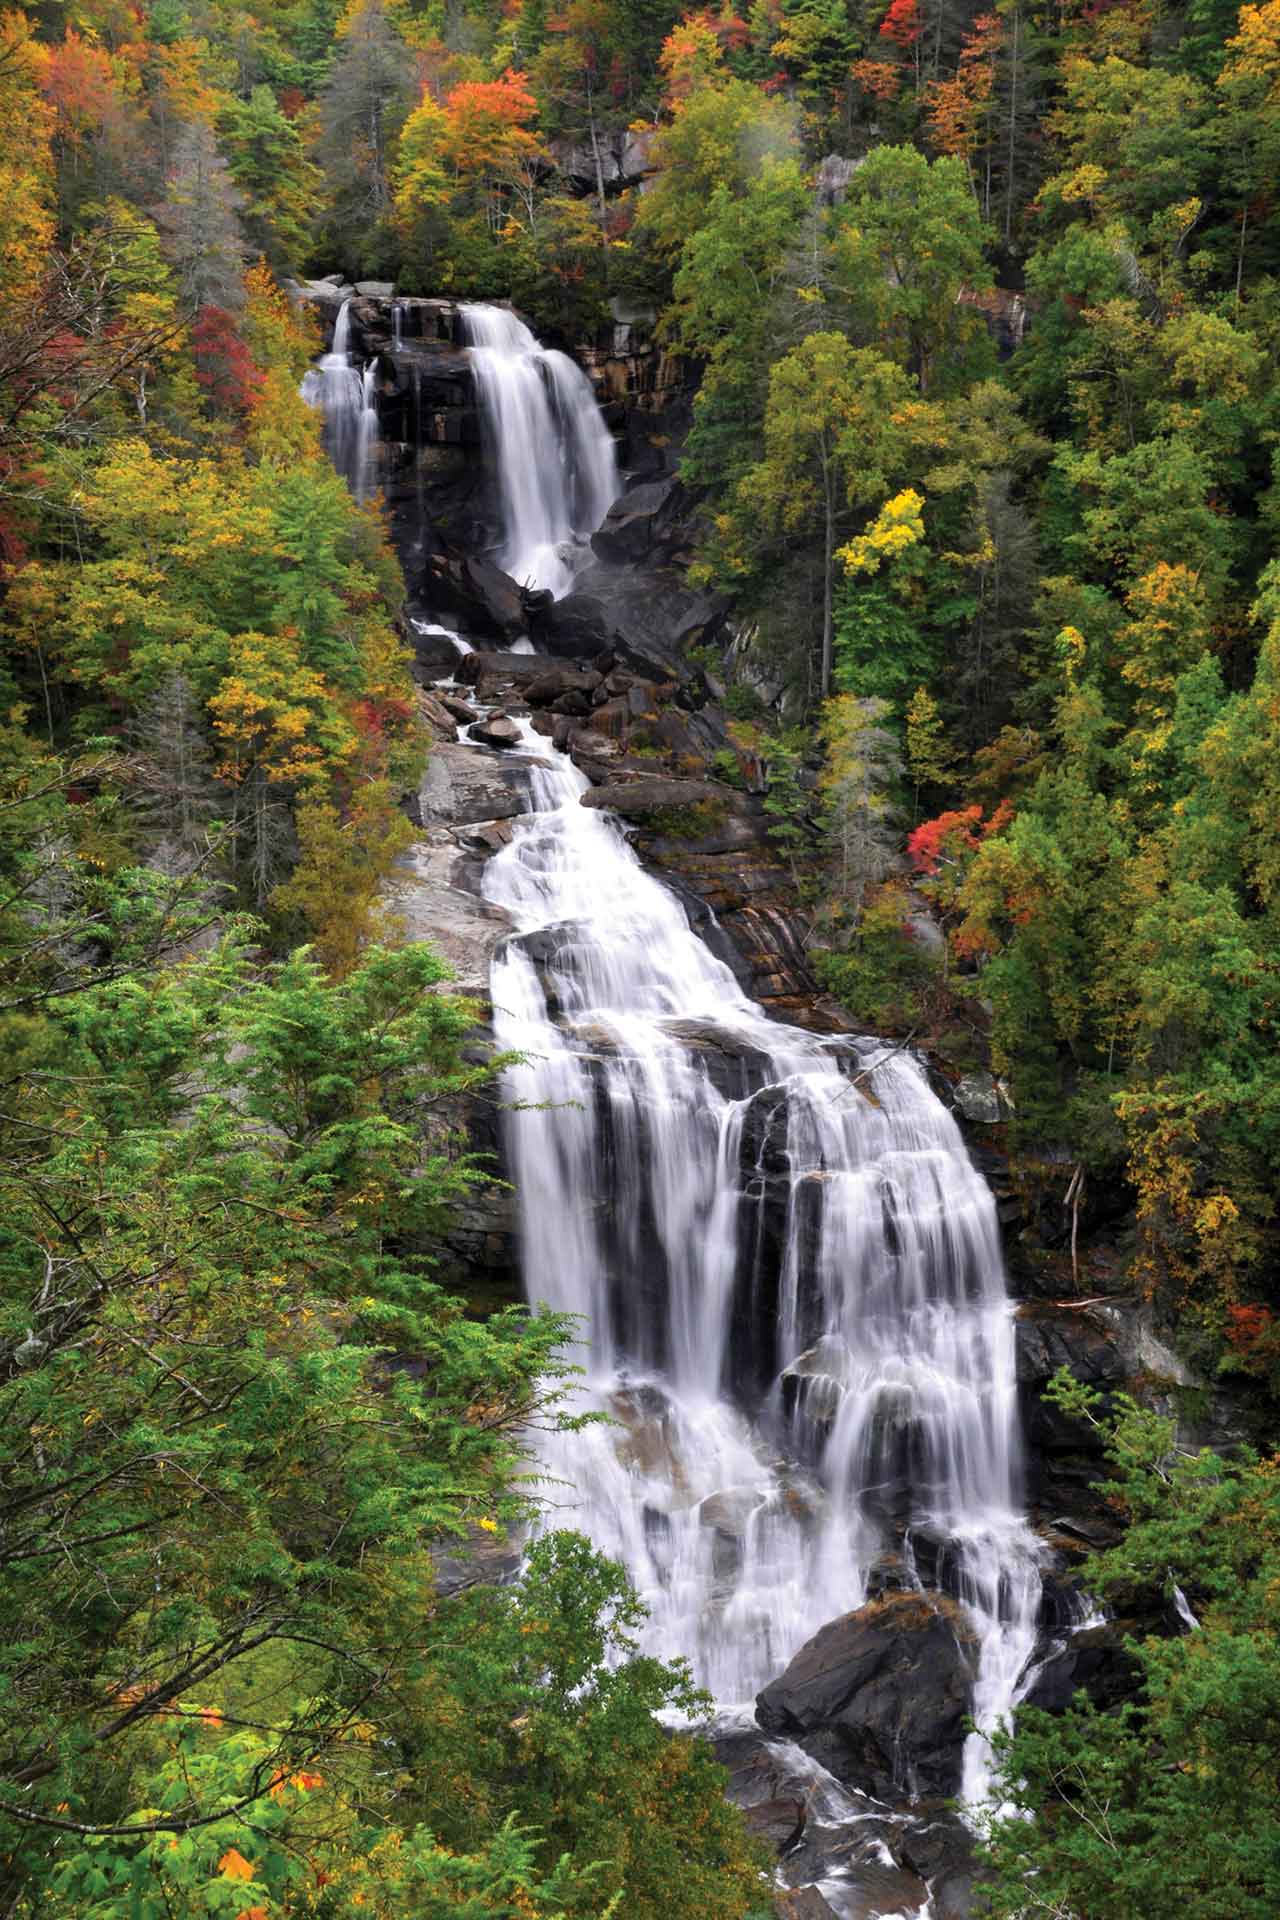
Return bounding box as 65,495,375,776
1004,6,1021,248
586,76,607,227
821,455,835,699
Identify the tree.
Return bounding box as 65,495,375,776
925,12,1003,218
155,119,248,314
668,153,810,491
0,906,586,1910
315,0,415,273
1217,1,1280,294
720,338,920,696
979,1373,1280,1920
636,75,799,257
830,143,995,393
818,693,902,920
904,683,959,804
535,0,627,221
219,84,320,270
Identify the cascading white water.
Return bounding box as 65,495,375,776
301,298,380,502
482,722,1043,1809
461,304,618,598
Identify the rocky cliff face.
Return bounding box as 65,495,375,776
291,284,689,579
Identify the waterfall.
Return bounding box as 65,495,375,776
460,304,618,598
482,722,1043,1809
301,298,380,503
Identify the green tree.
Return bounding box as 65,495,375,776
717,337,920,695
829,144,995,393
219,84,320,270
979,1373,1280,1920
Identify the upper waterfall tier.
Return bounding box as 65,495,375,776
481,720,1043,1809
300,298,380,503
460,303,619,599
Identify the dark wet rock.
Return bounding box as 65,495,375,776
1022,1620,1142,1714
1037,1561,1090,1633
440,692,479,723
551,688,593,716
423,553,531,643
895,1815,978,1920
756,1592,977,1802
469,712,522,748
780,1336,854,1431
523,665,602,707
1014,1301,1131,1524
580,774,767,858
409,619,470,677
829,1861,930,1918
580,774,731,821
710,1729,807,1853
536,562,728,680
457,650,556,695
590,475,685,565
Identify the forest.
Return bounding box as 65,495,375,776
2,0,1279,1912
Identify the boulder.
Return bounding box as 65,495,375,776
418,737,528,827
458,650,559,695
423,552,530,643
295,277,350,313
756,1592,976,1802
953,1070,1003,1124
536,561,728,680
415,687,461,739
538,589,611,658
780,1336,853,1431
1022,1621,1142,1715
590,476,684,565
354,278,395,299
469,712,522,748
580,775,727,820
523,665,602,707
408,618,471,676
710,1729,807,1853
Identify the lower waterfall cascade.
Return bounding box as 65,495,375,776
481,720,1045,1813
460,303,619,598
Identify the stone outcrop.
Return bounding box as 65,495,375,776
590,475,688,567
546,128,656,197
537,560,728,679
755,1591,978,1802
